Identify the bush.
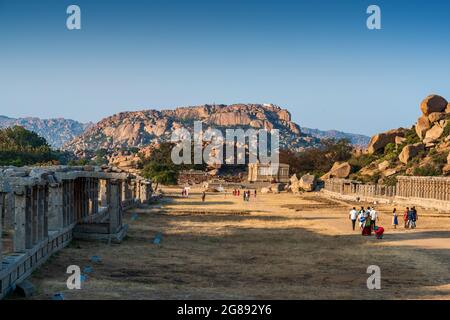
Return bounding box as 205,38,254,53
404,127,421,145
443,121,450,137
413,165,441,176
348,153,379,172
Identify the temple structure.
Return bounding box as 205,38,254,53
0,165,152,299
248,163,290,183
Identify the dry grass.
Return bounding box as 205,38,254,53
18,188,450,300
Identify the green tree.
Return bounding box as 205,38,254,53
0,126,60,166
140,142,182,187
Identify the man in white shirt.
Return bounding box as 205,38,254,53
349,207,358,231
370,208,378,228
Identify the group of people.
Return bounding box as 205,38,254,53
349,205,421,238
392,207,418,229
232,189,256,201
180,187,190,198
349,206,384,238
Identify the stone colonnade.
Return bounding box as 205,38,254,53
396,176,450,201
323,176,450,202
0,166,152,299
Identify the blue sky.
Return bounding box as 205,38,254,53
0,0,449,136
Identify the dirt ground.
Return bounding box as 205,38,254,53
17,188,450,300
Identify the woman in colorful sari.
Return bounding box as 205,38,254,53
362,212,372,236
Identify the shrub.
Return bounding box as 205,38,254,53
443,121,450,137
413,165,441,176
404,127,421,145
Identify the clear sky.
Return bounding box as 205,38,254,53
1,0,449,136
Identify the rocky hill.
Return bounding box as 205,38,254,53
321,94,450,183
0,116,92,149
63,104,321,155
1,105,370,159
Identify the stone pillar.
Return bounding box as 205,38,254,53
140,182,151,204
109,180,122,233
31,186,38,245
70,180,75,224
83,178,89,218
48,183,63,231
13,187,27,252
99,179,108,207
93,178,99,214
37,185,45,241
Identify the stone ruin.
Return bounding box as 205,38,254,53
0,165,152,299
323,176,450,211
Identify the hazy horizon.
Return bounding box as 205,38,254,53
1,0,450,136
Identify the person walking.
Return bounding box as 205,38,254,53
404,207,409,228
410,207,418,229
201,191,206,202
349,207,358,231
370,207,378,229
392,208,398,229
358,207,365,229
407,208,415,229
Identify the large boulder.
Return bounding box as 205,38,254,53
395,136,406,145
420,95,448,115
446,103,450,114
424,123,445,142
428,112,446,123
415,115,431,139
367,128,405,154
320,162,352,180
289,174,300,193
299,174,317,192
398,143,425,164
378,160,390,171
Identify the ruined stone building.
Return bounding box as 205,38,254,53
248,163,290,183
0,165,152,299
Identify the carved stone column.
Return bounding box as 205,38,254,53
13,187,27,252
108,180,122,233
48,183,63,231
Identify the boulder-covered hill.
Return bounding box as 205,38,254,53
325,94,450,183
0,116,92,149
63,104,321,155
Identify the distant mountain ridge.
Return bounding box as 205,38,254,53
0,107,370,152
300,127,370,147
0,115,92,149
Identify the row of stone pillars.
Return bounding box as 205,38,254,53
1,168,153,299
323,176,450,202
396,176,450,201
13,184,49,252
